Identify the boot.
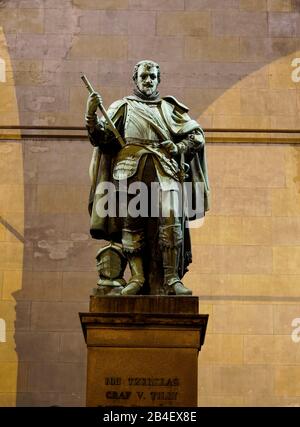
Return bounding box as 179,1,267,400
121,254,145,295
162,246,192,296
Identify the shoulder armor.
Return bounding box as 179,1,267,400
108,98,127,111
162,96,189,112
106,98,127,120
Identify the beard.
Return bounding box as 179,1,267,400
138,84,155,96
133,82,160,101
143,87,154,95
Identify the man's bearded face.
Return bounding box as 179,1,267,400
136,65,158,96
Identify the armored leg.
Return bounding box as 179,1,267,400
159,223,192,296
121,228,145,295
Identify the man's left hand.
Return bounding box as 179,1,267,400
160,140,178,156
189,132,205,146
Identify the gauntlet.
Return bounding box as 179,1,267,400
85,92,102,128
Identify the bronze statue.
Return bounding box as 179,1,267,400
84,60,210,296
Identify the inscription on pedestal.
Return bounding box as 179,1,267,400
87,346,197,407
104,376,180,404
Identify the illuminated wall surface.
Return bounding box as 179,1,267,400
0,0,300,406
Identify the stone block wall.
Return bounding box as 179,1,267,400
0,0,300,407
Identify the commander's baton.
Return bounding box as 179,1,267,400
81,73,125,147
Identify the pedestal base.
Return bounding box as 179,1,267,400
80,296,208,407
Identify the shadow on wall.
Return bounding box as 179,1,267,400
13,138,97,407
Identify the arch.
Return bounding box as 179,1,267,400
0,26,22,407
0,57,5,82
0,319,6,343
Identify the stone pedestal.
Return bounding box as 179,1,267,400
79,296,208,407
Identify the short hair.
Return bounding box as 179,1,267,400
132,60,161,83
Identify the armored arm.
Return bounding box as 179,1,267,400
86,122,117,157
86,99,126,155
82,74,125,154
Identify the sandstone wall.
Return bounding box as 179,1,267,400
0,0,300,406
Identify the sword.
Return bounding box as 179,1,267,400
80,73,125,148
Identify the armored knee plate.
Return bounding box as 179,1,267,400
122,228,145,253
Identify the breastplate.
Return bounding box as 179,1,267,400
124,100,171,141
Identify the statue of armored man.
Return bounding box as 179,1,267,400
84,60,210,296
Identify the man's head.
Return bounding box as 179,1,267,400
132,60,160,97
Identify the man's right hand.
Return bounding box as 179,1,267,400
86,92,102,116
85,92,103,128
